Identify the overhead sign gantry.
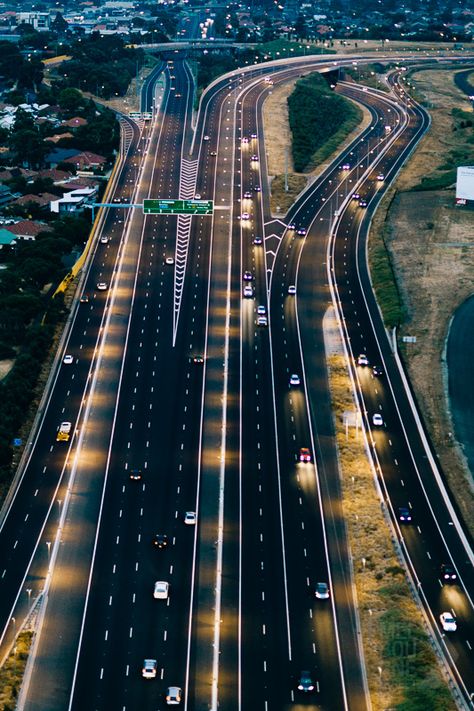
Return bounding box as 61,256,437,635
143,199,214,215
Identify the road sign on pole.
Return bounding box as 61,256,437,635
128,111,142,118
143,199,213,215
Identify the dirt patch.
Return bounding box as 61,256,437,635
370,68,474,533
0,360,14,381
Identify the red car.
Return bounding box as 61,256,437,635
299,448,311,463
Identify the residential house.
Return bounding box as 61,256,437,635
0,184,14,207
44,148,81,168
4,220,52,241
13,193,58,210
62,116,88,129
0,228,17,249
44,132,74,144
50,186,98,213
63,151,107,171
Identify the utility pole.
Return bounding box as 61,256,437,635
284,147,289,192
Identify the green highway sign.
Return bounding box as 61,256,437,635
143,199,214,215
129,111,142,118
142,112,153,120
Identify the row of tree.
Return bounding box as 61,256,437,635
288,73,360,172
0,213,91,477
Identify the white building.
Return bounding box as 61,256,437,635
16,12,51,31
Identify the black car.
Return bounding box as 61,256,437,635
296,227,307,236
398,507,412,523
129,469,142,481
372,365,383,377
440,563,457,582
359,199,368,208
297,670,315,693
153,534,169,549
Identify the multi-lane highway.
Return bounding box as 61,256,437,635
0,48,473,711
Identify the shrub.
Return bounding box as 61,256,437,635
288,72,362,172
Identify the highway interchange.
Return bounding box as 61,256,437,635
0,46,473,711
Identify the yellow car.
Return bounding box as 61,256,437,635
56,422,71,442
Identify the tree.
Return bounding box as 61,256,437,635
0,41,23,83
17,57,44,91
9,129,48,169
58,87,84,113
51,12,68,36
12,108,35,133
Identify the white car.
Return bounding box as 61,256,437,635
142,659,157,679
166,686,182,705
97,282,107,291
100,235,108,244
315,582,330,599
241,136,249,144
63,354,73,365
289,374,300,386
257,305,266,315
154,581,169,599
241,212,250,221
257,315,268,327
243,191,252,199
243,285,253,298
440,612,457,632
194,193,201,200
184,511,196,525
288,285,296,295
372,413,383,426
357,353,369,366
203,135,210,141
59,421,72,434
166,257,174,265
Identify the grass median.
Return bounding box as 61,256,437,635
327,348,454,710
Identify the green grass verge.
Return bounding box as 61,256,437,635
0,631,33,710
379,609,453,711
258,38,331,59
368,220,405,329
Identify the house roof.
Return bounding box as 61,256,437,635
0,167,36,183
63,151,107,167
0,228,17,246
5,220,52,237
44,132,74,143
13,192,58,206
45,148,80,164
62,177,99,190
36,168,72,182
62,116,88,128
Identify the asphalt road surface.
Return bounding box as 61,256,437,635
2,53,473,711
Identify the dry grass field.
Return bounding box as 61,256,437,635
370,68,474,532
